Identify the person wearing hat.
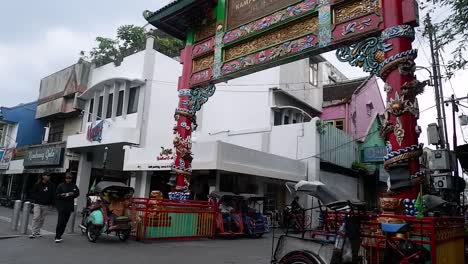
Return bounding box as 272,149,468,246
30,173,56,238
54,172,80,243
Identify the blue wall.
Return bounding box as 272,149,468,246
1,102,45,147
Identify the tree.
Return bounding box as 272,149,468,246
82,25,183,67
422,0,468,75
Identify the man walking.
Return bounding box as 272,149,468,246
54,173,79,243
30,173,55,238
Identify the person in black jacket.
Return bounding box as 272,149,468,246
54,172,79,243
30,173,55,238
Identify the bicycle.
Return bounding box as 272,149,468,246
381,223,430,264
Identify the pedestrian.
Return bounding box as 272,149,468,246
54,172,80,243
30,173,55,238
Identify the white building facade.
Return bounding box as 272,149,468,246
69,37,354,211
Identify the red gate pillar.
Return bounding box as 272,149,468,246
170,37,195,200
380,0,423,202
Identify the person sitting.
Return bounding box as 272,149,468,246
219,202,235,232
291,196,302,213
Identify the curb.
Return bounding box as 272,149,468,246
0,235,22,240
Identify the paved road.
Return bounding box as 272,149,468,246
0,206,277,264
0,230,274,264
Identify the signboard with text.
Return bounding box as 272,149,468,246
24,146,63,167
226,0,297,30
363,146,388,163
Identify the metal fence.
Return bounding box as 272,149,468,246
320,124,358,168
130,198,216,241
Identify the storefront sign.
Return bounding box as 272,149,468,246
156,147,174,161
24,146,63,167
226,0,297,30
363,146,388,163
87,121,103,143
0,145,16,170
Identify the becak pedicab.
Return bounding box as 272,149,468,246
272,180,368,264
239,193,269,238
209,191,244,236
80,181,134,242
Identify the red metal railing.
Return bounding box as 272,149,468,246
129,198,216,241
324,211,464,264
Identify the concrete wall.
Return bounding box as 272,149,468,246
321,77,385,140
199,67,280,132
279,58,322,112
89,52,145,87
0,102,45,147
348,76,385,140
320,103,347,121
319,170,359,200
63,116,83,138
123,45,182,170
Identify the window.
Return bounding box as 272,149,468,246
325,119,345,131
48,122,64,143
116,90,124,116
127,87,140,114
97,96,103,120
274,111,282,126
309,63,318,86
284,115,290,125
335,120,344,131
0,125,4,146
106,93,113,119
88,99,94,122
366,102,374,116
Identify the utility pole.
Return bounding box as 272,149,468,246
425,14,447,149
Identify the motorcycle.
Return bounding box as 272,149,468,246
79,181,134,243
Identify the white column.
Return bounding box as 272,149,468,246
122,81,130,119
76,154,92,211
137,171,150,198
138,37,156,147
102,85,110,119
112,82,119,120
92,93,99,123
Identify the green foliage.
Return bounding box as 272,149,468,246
422,0,468,76
316,120,327,135
351,161,369,174
82,25,184,67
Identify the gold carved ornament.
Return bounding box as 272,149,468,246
193,54,214,73
334,0,380,24
224,17,318,61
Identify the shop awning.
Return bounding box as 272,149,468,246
192,141,307,182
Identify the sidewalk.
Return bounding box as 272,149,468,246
0,205,81,236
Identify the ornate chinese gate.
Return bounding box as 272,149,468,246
144,0,423,204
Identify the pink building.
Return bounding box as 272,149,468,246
321,76,385,140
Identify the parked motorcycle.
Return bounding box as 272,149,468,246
79,181,134,243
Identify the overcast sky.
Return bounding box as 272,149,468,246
0,1,467,151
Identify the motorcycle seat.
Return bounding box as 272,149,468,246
381,223,412,234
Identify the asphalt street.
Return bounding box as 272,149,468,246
0,206,276,264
